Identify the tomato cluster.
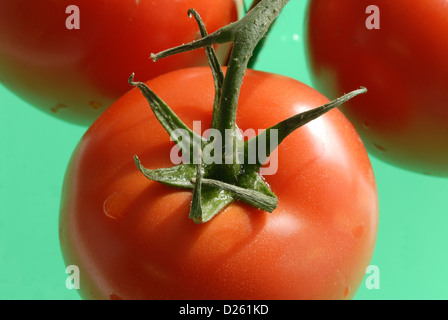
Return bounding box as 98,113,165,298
2,0,445,301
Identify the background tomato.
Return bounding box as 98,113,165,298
0,0,240,125
305,0,448,176
59,67,378,299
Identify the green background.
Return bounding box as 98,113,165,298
1,0,448,300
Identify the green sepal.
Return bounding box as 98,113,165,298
190,185,234,224
191,170,278,213
129,75,205,164
134,155,196,189
236,170,277,204
135,153,234,223
200,176,277,212
189,152,204,222
189,150,234,223
243,87,368,171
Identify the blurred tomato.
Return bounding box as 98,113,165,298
306,0,448,176
0,0,240,125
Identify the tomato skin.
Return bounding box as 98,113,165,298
305,0,448,176
0,0,239,125
59,67,378,300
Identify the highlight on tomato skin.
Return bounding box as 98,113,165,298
0,0,241,126
305,0,448,176
58,67,379,300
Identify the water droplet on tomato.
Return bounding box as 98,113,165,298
103,193,128,220
344,286,350,298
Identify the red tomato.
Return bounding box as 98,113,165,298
0,0,240,125
59,67,378,300
306,0,448,176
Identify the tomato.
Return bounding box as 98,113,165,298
305,0,448,176
0,0,240,125
59,67,378,300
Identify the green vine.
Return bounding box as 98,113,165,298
129,0,367,223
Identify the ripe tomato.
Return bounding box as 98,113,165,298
59,67,378,300
0,0,240,125
305,0,448,176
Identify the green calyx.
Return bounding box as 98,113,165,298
129,0,367,223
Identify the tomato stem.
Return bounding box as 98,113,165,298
132,0,368,223
150,0,290,186
151,0,289,134
211,0,290,183
187,9,224,130
246,0,270,69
